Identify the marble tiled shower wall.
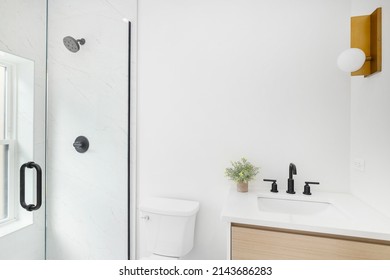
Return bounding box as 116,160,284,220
47,0,137,259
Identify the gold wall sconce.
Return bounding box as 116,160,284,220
337,7,382,77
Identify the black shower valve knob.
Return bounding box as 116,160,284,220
73,136,89,153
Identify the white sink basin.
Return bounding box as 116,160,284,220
257,196,336,215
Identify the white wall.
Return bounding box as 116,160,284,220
350,1,390,217
0,0,46,259
137,0,351,259
47,0,137,259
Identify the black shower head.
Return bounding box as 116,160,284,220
63,36,86,53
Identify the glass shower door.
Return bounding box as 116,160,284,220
0,0,47,259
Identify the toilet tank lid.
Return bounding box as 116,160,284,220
140,197,200,217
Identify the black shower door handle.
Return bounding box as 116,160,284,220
20,161,42,212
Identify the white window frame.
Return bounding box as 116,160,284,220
0,61,17,225
0,52,34,237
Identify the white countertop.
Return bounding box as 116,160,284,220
221,187,390,241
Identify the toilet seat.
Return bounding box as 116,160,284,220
141,253,179,260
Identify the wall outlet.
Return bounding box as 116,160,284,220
353,158,365,171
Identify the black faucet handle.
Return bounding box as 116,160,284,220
305,181,320,185
263,179,278,193
303,181,320,195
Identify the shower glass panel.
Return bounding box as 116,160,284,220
1,0,133,259
0,0,47,260
46,0,134,259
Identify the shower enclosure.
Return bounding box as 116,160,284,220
0,0,136,259
0,0,47,259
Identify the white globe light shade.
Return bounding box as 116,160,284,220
337,48,366,72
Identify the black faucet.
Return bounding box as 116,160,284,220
287,163,297,194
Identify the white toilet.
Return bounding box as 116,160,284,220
139,197,200,260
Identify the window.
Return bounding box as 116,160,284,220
1,65,7,221
0,63,12,223
0,51,34,237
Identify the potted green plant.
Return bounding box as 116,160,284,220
225,158,259,192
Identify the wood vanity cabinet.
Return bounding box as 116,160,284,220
231,223,390,260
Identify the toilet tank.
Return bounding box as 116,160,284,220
140,197,200,258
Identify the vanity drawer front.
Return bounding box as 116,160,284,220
231,225,390,260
